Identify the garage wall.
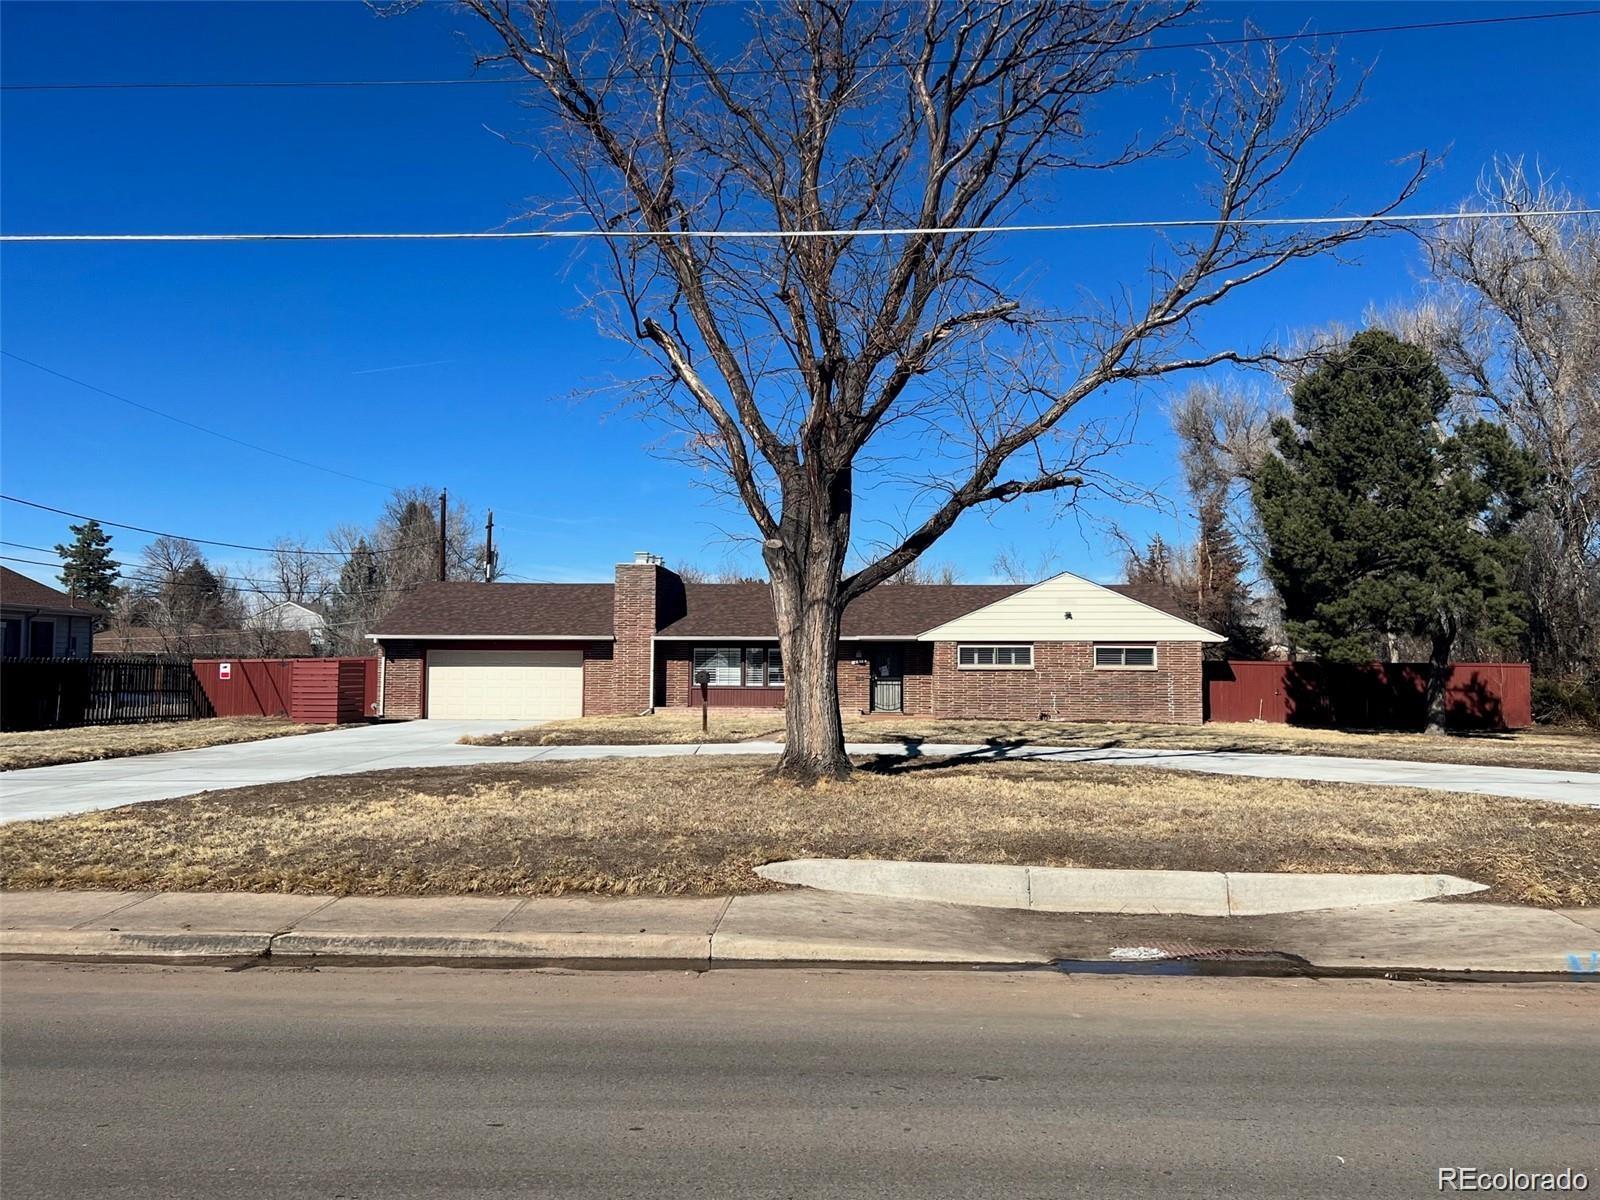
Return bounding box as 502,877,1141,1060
378,639,613,719
427,648,584,720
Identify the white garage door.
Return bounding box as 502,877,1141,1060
426,649,584,720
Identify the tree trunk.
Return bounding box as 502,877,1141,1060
1423,627,1454,736
771,576,850,782
767,474,854,784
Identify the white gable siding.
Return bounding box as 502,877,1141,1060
917,572,1226,643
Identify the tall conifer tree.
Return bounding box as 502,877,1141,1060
1255,330,1540,732
54,519,119,614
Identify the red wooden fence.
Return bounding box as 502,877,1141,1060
1204,660,1532,730
192,658,378,724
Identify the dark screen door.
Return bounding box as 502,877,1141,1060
870,647,904,712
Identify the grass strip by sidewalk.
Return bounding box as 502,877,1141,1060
3,756,1594,906
462,710,1600,774
0,717,330,772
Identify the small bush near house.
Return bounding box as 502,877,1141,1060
1532,675,1600,729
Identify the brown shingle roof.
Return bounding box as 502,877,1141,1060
367,576,1212,639
370,582,616,638
1104,582,1195,624
656,583,1028,638
0,566,102,615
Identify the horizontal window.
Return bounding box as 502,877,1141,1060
1094,644,1157,670
692,647,742,687
693,646,783,687
957,644,1033,670
744,646,784,687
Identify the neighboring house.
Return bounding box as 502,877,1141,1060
0,566,100,659
93,622,318,658
245,601,330,653
368,552,1224,724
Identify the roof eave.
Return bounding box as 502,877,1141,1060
367,632,614,641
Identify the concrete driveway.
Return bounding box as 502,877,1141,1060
4,723,1595,824
0,720,535,823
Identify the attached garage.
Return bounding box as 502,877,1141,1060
425,649,584,720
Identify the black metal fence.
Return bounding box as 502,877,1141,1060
0,657,215,731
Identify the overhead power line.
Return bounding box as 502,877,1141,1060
3,9,1596,92
1,350,398,490
4,209,1596,245
0,546,401,599
0,494,434,559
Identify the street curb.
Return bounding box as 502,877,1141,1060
2,930,1594,979
0,929,272,959
710,935,1052,965
268,930,713,965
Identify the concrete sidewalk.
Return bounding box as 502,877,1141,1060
530,740,1600,807
0,718,534,823
4,727,1596,824
3,889,1596,976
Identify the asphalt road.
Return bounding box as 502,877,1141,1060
1,963,1595,1198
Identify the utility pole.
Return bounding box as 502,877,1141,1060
484,510,496,583
437,490,448,583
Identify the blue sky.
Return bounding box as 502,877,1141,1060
2,1,1596,591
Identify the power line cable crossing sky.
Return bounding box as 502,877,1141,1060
4,209,1597,243
3,1,1594,586
2,9,1595,91
0,496,435,559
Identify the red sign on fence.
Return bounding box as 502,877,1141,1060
218,662,231,681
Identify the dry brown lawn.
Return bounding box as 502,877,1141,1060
0,718,329,772
464,710,1600,773
3,756,1593,906
464,709,787,747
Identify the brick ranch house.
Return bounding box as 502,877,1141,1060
370,553,1223,724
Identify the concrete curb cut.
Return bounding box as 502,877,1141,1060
753,860,1489,916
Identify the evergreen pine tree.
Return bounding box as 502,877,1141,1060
1255,329,1541,732
54,519,120,614
1193,495,1265,658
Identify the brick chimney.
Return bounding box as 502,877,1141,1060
611,552,679,712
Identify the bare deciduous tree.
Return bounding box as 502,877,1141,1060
460,0,1426,779
1388,160,1600,677
319,488,491,654
885,559,963,585
1170,381,1277,558
674,562,766,584
130,537,244,657
991,544,1065,584
267,538,333,607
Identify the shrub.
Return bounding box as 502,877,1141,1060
1531,675,1600,728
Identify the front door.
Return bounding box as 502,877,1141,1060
870,646,904,713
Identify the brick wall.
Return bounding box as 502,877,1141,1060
380,640,425,719
901,643,934,715
582,642,617,715
660,643,692,705
836,651,871,714
928,641,1204,723
606,562,662,715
